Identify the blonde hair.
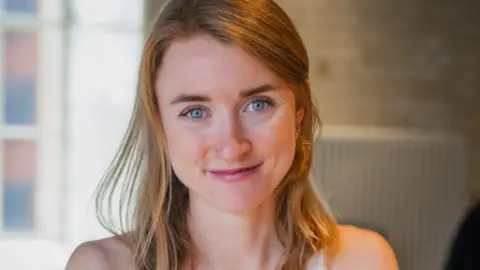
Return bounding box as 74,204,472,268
95,0,339,269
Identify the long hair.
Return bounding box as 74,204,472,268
95,0,339,269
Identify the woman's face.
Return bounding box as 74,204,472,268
156,35,303,213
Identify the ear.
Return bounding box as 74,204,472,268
295,106,305,128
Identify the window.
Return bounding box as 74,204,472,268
0,0,64,238
0,0,65,268
0,0,144,268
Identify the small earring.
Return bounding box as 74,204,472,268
295,127,300,139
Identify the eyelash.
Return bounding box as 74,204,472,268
179,105,207,118
246,98,274,112
178,97,275,119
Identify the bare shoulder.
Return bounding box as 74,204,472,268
65,234,135,270
329,225,398,270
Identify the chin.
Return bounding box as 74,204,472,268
185,166,284,215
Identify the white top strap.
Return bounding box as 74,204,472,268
307,252,325,270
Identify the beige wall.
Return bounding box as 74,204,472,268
274,0,480,198
144,0,480,198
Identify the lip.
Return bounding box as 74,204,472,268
207,163,263,183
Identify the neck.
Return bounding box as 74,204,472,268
187,195,284,270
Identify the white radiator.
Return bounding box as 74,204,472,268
311,125,469,270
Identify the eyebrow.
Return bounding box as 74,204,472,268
169,84,277,105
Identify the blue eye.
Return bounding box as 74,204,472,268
181,107,206,119
247,100,272,112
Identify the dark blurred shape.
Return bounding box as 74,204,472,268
444,202,480,270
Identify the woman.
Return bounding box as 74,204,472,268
66,0,398,269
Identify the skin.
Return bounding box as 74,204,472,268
65,35,399,270
157,34,302,269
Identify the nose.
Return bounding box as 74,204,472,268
214,118,252,162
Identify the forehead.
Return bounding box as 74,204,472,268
155,35,285,98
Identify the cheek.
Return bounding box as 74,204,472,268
252,109,297,173
260,124,295,153
163,123,208,174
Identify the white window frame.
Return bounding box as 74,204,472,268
0,0,65,244
0,1,69,268
0,0,145,268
